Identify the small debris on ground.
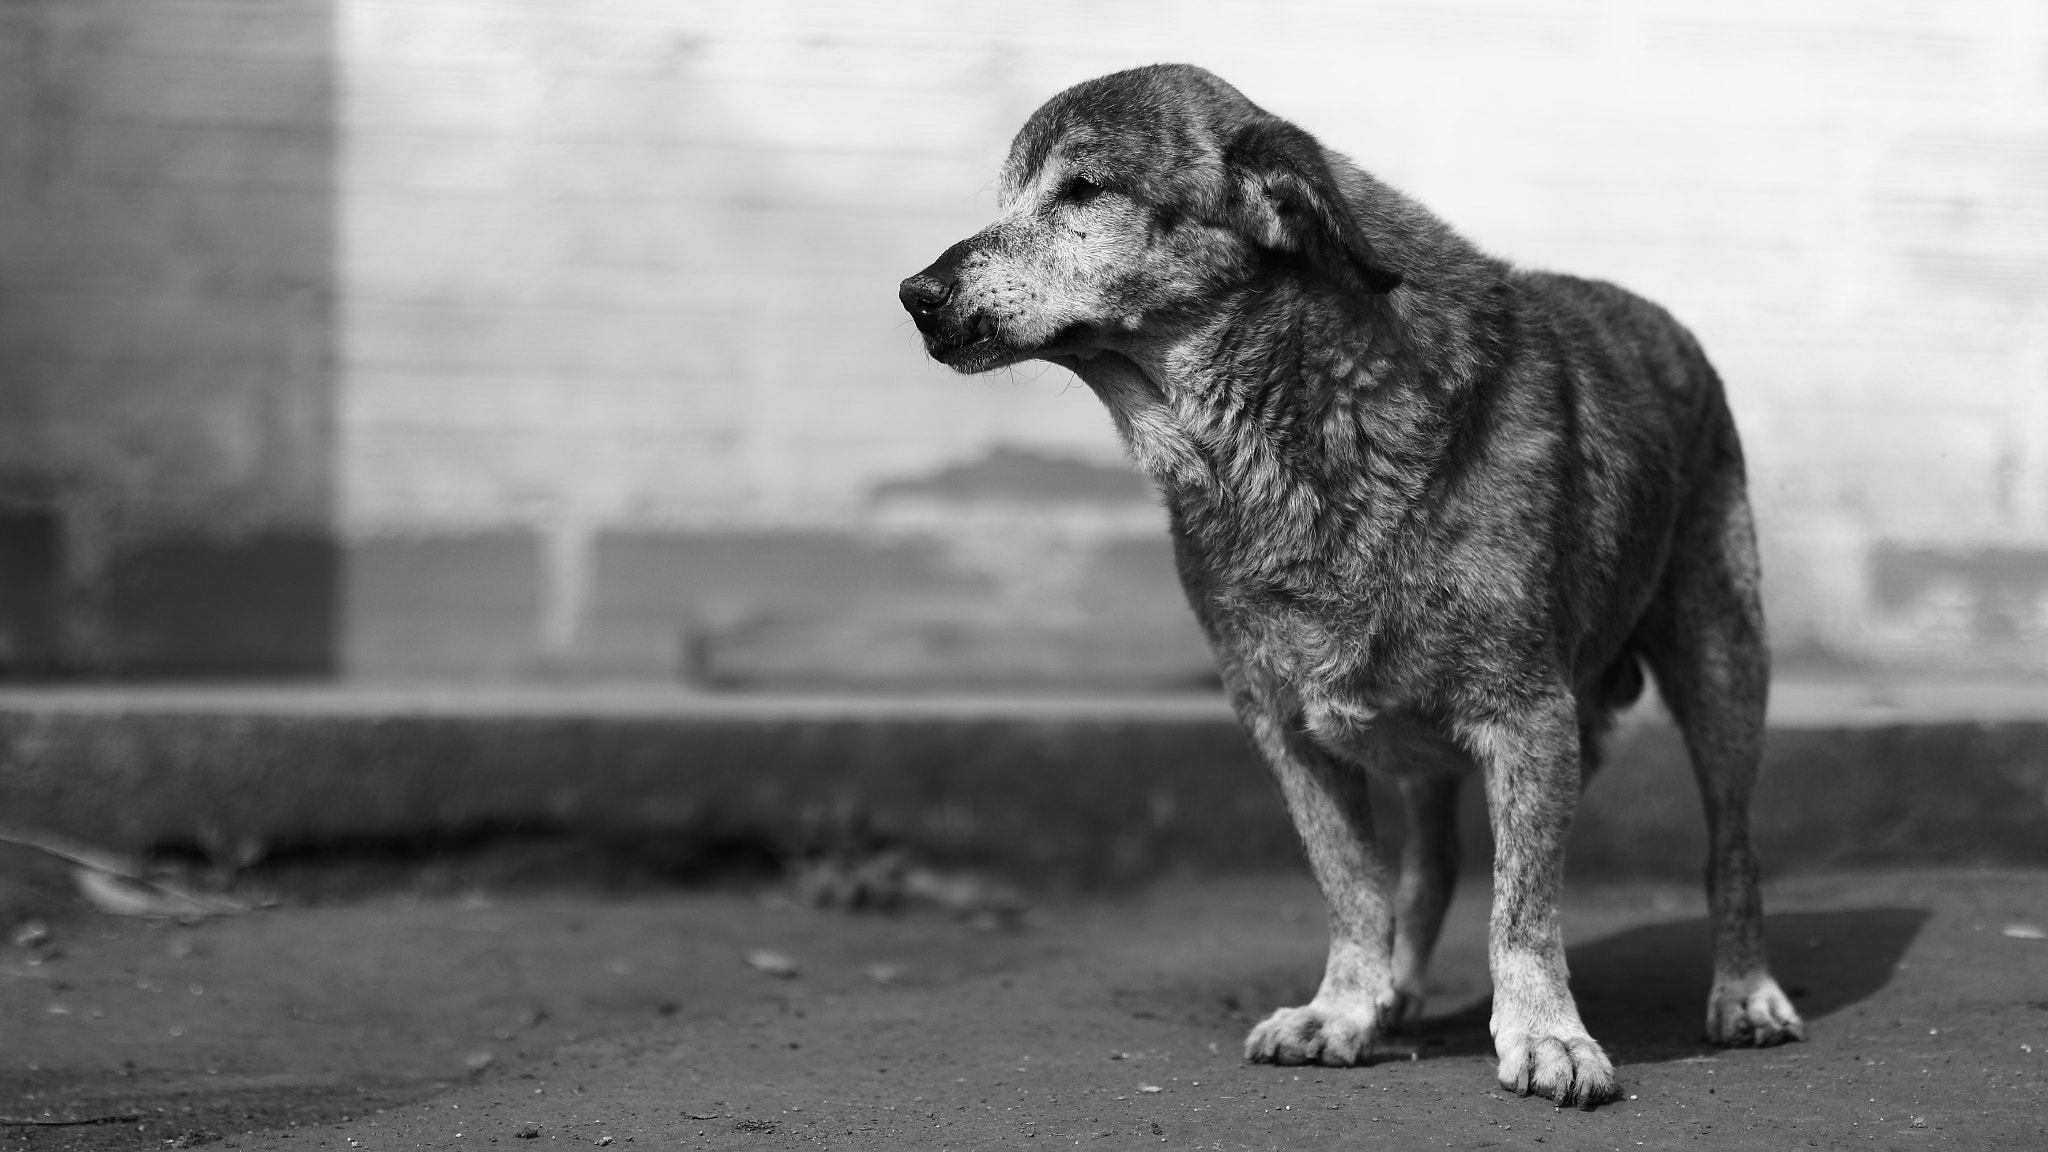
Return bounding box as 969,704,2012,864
864,962,907,984
745,950,799,978
2000,923,2045,940
514,1124,541,1139
73,869,229,919
0,829,248,920
792,850,1024,924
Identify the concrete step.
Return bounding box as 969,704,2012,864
0,679,2043,884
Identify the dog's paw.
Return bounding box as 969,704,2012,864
1706,975,1806,1047
1243,1000,1384,1066
1494,1029,1621,1108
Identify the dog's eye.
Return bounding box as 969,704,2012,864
1061,176,1105,204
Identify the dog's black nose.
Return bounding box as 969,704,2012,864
898,273,954,317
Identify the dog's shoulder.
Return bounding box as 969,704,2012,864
1511,272,1688,351
1507,272,1713,381
1498,269,1728,437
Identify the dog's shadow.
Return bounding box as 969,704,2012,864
1175,907,1928,1064
1404,907,1930,1062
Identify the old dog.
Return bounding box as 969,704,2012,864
898,64,1804,1107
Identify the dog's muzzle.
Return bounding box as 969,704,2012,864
900,239,1000,366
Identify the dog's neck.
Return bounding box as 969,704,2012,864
1064,277,1480,594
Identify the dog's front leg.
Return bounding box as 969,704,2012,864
1237,702,1399,1067
1467,695,1622,1107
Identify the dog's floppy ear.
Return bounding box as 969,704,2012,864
1222,117,1403,295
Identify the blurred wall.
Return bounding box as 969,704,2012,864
2,0,2046,683
0,0,338,676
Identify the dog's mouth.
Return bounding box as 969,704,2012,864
924,323,1017,374
926,314,1012,370
926,318,1107,375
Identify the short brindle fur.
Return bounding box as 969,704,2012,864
899,65,1805,1107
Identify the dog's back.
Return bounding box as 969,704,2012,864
1490,270,1751,743
1299,233,1744,728
1316,164,1744,711
1506,270,1746,681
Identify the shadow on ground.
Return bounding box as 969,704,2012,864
1393,906,1933,1063
1174,905,1931,1068
1573,907,1932,1060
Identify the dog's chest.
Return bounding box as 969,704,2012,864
1226,609,1463,775
1211,585,1417,696
1232,598,1358,683
1200,549,1474,710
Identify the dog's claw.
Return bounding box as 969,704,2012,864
1494,1031,1621,1108
1243,1001,1383,1067
1706,975,1806,1047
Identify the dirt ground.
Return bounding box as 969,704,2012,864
1,866,2043,1151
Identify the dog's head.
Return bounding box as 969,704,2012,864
899,64,1401,374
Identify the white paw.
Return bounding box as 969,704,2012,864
1707,975,1806,1047
1494,1027,1620,1108
1243,999,1386,1066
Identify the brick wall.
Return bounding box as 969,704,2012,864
334,0,2048,679
0,0,338,675
3,0,2046,682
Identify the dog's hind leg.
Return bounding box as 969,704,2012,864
1390,774,1461,1028
1638,462,1806,1048
1235,700,1400,1067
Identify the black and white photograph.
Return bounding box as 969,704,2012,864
0,2,2043,1148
